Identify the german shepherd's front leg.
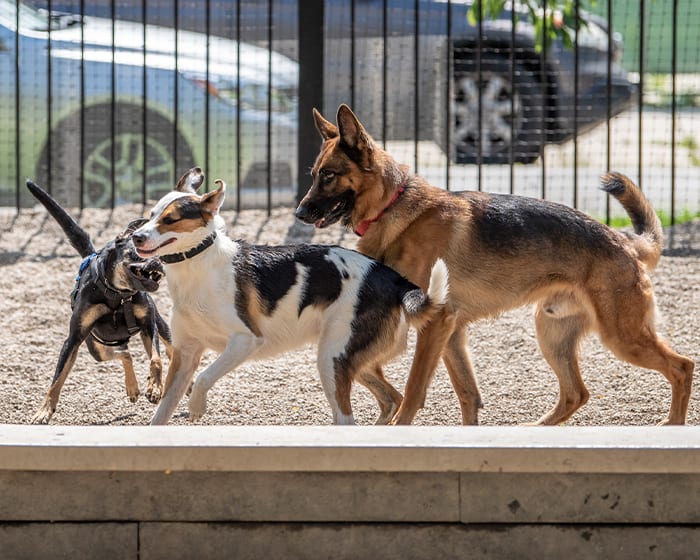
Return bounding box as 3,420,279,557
442,326,483,425
391,308,457,425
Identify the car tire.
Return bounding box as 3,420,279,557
452,54,544,164
36,104,195,207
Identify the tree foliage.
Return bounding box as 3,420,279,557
468,0,597,52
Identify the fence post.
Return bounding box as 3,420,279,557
297,0,325,202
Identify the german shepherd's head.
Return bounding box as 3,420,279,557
295,104,409,233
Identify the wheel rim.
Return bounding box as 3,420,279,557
452,72,522,158
83,133,174,207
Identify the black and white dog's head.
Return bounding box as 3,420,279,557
131,167,225,260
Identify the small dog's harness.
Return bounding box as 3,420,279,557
71,253,140,346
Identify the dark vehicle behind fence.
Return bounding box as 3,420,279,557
30,0,635,167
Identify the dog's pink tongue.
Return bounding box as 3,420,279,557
314,219,325,228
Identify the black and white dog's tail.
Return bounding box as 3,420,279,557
26,180,96,258
401,258,449,330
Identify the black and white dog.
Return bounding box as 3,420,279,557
132,167,448,425
26,180,172,424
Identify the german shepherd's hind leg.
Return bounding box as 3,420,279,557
392,308,457,425
357,366,403,425
531,304,590,425
442,326,483,425
595,289,694,425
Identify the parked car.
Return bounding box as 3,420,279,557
0,0,298,208
32,0,636,165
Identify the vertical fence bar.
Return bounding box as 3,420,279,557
235,0,241,212
670,0,677,225
350,0,356,109
477,0,482,190
540,0,546,201
47,0,52,194
414,0,419,173
605,0,612,223
110,0,116,209
205,0,211,183
141,0,147,205
638,0,644,191
79,0,85,209
573,0,579,208
382,0,387,147
297,0,324,202
14,0,20,210
173,0,180,178
509,1,515,194
266,0,273,215
445,0,451,191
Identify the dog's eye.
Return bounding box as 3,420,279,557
320,169,336,182
161,215,178,225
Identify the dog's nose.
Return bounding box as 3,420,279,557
131,232,146,247
295,204,310,222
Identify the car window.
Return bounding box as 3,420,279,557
0,2,48,31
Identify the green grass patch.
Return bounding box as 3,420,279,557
605,209,700,228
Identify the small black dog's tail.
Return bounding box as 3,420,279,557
26,180,96,258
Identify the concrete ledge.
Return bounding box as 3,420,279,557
2,426,700,558
2,425,700,473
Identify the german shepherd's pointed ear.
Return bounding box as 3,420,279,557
336,104,374,167
175,167,205,193
313,108,338,141
201,179,226,216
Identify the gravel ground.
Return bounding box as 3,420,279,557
1,203,698,427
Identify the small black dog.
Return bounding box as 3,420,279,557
26,180,172,424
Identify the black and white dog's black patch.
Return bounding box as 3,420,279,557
132,167,448,425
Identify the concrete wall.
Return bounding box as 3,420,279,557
1,425,699,559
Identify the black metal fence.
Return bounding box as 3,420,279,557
2,0,698,224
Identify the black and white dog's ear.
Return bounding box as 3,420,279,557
201,179,226,215
175,167,205,193
117,217,149,241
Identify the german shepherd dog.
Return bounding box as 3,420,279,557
26,180,172,424
131,168,447,425
295,104,694,426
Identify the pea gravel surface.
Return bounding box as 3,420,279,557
1,204,698,427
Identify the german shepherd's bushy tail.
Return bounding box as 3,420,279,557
600,172,663,270
401,258,449,330
26,180,96,258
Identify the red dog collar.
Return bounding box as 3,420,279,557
354,186,405,237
